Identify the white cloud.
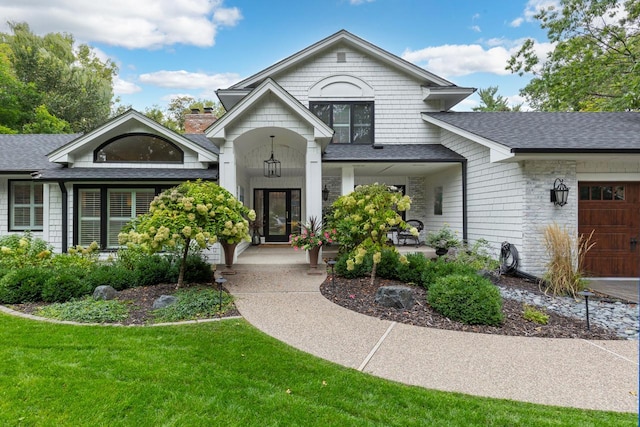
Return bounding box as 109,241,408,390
523,0,559,22
113,77,142,95
0,0,242,49
349,0,374,4
139,70,241,90
509,17,524,28
402,39,554,78
470,25,481,33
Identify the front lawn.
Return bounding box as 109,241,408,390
0,313,634,426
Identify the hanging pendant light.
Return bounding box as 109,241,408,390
264,135,281,178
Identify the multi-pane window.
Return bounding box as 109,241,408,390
310,102,373,144
94,133,183,163
10,182,43,231
579,184,625,201
77,188,157,249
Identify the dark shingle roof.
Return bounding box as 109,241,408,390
424,112,640,152
184,133,219,154
35,167,218,181
0,134,80,172
322,143,465,162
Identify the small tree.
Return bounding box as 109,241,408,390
119,180,255,287
329,184,416,284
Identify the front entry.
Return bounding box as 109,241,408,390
255,189,301,242
579,182,640,277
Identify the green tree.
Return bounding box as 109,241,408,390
21,105,71,134
507,0,640,111
472,86,522,111
119,180,255,287
0,22,117,132
328,184,415,284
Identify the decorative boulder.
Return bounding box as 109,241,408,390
375,285,415,309
153,295,177,309
93,285,117,301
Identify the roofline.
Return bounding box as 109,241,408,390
47,109,218,163
421,113,515,162
321,158,465,163
207,78,334,143
228,30,455,90
512,148,640,154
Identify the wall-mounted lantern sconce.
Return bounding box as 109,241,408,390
322,185,330,201
550,178,569,207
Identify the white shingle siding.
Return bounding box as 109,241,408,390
441,130,524,261
274,43,441,145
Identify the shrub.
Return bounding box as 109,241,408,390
36,297,129,323
181,254,213,283
0,267,53,303
86,265,135,291
420,258,476,290
0,232,52,270
523,304,549,325
152,287,233,323
428,274,504,326
374,249,401,280
449,239,500,271
134,254,173,287
395,252,431,285
41,269,91,303
335,251,370,279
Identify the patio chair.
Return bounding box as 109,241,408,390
398,219,424,247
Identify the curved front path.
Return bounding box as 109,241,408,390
225,264,639,413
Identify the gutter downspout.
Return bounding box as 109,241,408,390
58,181,68,253
461,159,468,242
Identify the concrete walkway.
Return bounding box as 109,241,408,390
224,254,639,414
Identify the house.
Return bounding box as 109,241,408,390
0,30,638,278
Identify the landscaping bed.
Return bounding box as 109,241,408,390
9,282,239,325
320,274,621,340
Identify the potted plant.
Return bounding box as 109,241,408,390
425,224,460,256
289,216,336,268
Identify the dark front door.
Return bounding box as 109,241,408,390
578,182,640,277
259,189,301,243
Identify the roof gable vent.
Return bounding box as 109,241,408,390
337,52,346,63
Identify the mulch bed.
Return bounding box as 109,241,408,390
9,282,240,326
7,275,625,338
320,274,622,340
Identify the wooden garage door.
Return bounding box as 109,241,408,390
578,182,640,277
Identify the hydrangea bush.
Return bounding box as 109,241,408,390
119,180,256,287
328,183,416,284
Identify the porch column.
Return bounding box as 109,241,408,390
305,140,323,221
341,165,354,195
219,139,237,196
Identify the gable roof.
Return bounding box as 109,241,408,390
423,112,640,157
218,30,474,111
207,78,334,145
48,109,218,164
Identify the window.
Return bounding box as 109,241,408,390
310,102,373,144
76,187,160,249
94,133,183,163
579,184,625,201
10,181,43,231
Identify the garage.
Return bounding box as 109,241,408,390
578,182,640,277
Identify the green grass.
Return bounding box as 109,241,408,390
0,313,635,426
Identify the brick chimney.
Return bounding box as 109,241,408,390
184,108,218,133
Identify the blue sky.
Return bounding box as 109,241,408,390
0,0,555,111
